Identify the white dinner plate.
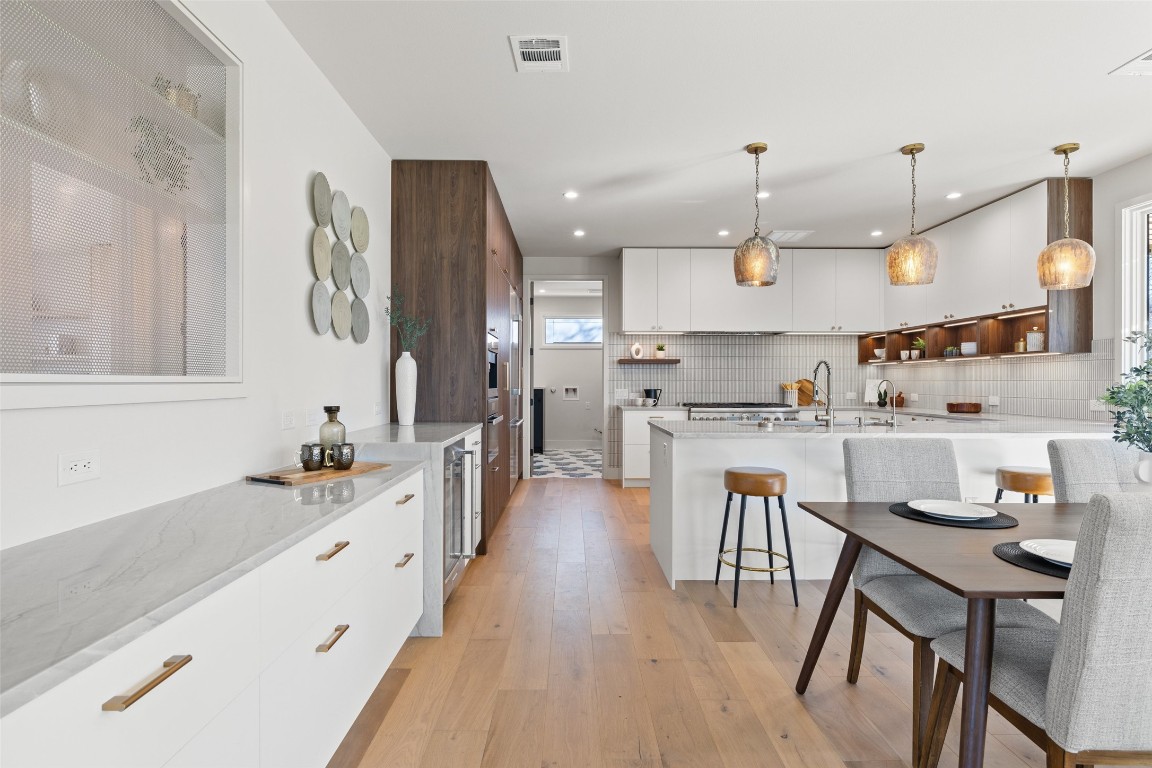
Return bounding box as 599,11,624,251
1019,539,1076,567
908,499,997,520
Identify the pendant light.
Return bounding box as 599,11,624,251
733,143,781,286
1037,143,1096,290
886,143,939,286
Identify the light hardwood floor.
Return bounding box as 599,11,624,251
334,478,1078,768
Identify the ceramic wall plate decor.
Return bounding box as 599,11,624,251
331,240,351,290
331,289,352,339
350,206,369,252
312,227,331,281
350,253,370,297
313,172,332,227
311,281,331,333
331,190,351,241
351,297,369,343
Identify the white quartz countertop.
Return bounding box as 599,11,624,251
650,414,1112,438
347,422,482,446
0,461,424,716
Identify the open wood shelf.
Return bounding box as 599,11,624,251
617,358,681,365
858,305,1063,364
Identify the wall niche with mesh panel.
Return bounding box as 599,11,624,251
0,0,240,384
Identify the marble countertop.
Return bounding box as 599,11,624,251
650,414,1112,439
348,422,482,446
0,461,424,716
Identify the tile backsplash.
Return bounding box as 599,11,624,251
602,334,1115,473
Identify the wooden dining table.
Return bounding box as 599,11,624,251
794,501,1085,768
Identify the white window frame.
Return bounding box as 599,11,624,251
542,315,603,349
0,0,244,410
1118,193,1152,374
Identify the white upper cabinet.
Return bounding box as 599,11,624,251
1009,183,1048,311
835,249,882,331
764,249,794,330
622,248,691,332
791,249,838,332
968,202,1012,316
689,248,793,331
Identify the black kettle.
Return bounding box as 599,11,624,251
643,388,662,406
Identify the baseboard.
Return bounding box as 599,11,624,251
544,440,600,450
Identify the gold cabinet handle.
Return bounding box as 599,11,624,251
102,655,192,711
316,541,350,561
315,624,350,653
396,493,415,505
395,552,415,568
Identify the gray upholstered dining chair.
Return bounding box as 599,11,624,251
842,438,1057,765
919,492,1152,768
1047,439,1147,502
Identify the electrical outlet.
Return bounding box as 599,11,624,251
306,410,321,427
1089,399,1108,412
58,450,99,486
989,395,1001,407
281,410,296,430
373,401,383,416
909,393,919,403
58,567,102,608
585,401,591,410
615,389,628,400
845,392,857,401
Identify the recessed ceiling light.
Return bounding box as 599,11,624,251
539,289,546,293
946,192,962,199
756,191,770,199
871,230,883,237
573,229,585,237
563,190,579,199
718,230,729,236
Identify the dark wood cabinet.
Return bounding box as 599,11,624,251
391,160,524,553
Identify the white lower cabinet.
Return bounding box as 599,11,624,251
622,409,685,486
163,682,259,768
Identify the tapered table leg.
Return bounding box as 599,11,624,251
958,598,996,768
796,536,862,694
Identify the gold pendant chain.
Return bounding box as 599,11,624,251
753,152,761,237
909,151,918,236
1063,152,1071,239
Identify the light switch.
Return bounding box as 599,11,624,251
988,395,1001,407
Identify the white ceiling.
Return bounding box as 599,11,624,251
270,1,1152,260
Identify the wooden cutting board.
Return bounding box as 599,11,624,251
796,378,818,407
247,462,391,486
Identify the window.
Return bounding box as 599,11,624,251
544,317,602,346
1119,195,1152,372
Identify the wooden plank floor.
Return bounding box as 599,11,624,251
336,478,1088,768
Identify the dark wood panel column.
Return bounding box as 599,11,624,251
1046,177,1092,354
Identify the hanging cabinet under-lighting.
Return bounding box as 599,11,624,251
1037,143,1096,290
886,143,938,286
733,142,781,286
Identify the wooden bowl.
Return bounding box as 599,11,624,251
946,402,982,414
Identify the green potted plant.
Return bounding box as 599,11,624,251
385,287,432,426
654,343,666,359
1100,331,1152,481
911,336,926,360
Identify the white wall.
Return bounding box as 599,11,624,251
0,1,392,548
533,296,603,449
1092,153,1152,347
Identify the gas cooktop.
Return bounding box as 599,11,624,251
682,402,794,409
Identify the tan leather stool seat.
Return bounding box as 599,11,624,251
724,467,787,497
995,465,1054,496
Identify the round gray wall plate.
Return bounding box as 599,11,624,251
350,253,370,298
311,281,331,333
313,173,332,227
331,190,351,241
351,297,369,343
312,227,331,281
350,206,369,252
331,240,351,290
331,290,352,339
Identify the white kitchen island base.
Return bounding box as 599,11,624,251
648,420,1111,589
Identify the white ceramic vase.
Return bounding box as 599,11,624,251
1135,450,1152,484
395,351,417,426
630,342,643,359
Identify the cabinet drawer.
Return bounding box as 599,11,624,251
623,410,684,441
1,572,259,768
162,681,259,768
260,557,407,768
623,443,650,479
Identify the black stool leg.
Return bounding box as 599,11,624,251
994,488,1003,503
733,494,748,607
778,495,799,607
715,492,733,585
763,496,775,584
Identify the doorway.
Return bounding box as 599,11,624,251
527,279,604,478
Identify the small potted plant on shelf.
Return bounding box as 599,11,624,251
911,337,926,360
654,343,666,359
1100,331,1152,482
944,345,959,358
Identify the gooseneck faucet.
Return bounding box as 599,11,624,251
878,378,897,430
812,360,833,424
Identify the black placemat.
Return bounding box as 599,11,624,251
993,542,1071,579
888,502,1018,529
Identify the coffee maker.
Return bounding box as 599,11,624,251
643,388,662,406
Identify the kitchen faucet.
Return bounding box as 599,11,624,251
878,378,897,430
812,360,834,424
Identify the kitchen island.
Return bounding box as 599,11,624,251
647,413,1112,588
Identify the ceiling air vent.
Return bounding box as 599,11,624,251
509,36,569,73
1110,47,1152,76
766,230,814,243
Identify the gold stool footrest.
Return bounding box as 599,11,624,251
718,547,791,573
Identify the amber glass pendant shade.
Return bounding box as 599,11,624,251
1038,143,1095,291
886,235,939,286
734,235,781,286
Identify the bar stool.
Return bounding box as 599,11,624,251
714,466,798,608
994,465,1054,503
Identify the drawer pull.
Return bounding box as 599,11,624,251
316,540,350,561
395,552,415,568
396,493,416,505
102,655,192,711
315,624,350,653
